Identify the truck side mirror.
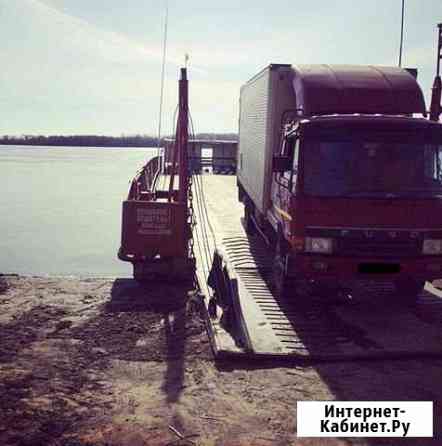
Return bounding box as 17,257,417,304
272,155,291,173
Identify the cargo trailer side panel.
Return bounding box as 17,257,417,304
238,65,296,215
237,67,272,214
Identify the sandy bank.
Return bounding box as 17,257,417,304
1,274,442,446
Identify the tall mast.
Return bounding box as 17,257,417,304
178,68,189,205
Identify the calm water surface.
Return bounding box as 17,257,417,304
0,145,156,277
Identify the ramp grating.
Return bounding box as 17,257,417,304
221,234,442,358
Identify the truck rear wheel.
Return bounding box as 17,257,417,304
394,279,425,305
244,200,256,235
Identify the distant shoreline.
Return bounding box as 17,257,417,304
0,133,238,149
0,142,156,149
0,137,158,148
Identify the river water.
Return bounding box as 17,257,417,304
0,145,156,277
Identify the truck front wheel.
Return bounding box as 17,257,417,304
394,278,425,305
272,228,295,298
273,256,293,298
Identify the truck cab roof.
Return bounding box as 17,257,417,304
292,64,426,117
291,114,442,139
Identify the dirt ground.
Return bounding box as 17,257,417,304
1,274,442,446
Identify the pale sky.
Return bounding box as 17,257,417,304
1,0,441,136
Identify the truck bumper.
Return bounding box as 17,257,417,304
287,254,442,282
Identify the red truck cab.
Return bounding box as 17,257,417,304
270,115,442,300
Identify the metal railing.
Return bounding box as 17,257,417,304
189,156,236,173
127,155,161,200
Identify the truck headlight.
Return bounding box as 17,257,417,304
422,239,442,255
305,237,334,254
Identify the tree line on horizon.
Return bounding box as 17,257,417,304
0,133,238,148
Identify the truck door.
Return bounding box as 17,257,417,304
272,137,299,232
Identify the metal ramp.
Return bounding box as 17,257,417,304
193,175,442,360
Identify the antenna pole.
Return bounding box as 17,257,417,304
157,0,169,171
398,0,405,67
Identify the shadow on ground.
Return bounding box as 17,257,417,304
107,278,197,403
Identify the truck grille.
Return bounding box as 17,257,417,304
336,238,420,257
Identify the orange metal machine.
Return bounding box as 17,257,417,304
118,68,195,282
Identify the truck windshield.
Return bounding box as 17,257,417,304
303,136,442,198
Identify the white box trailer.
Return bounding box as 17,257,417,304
237,64,297,215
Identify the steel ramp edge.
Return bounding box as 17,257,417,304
196,266,245,357
215,234,301,356
213,245,288,355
